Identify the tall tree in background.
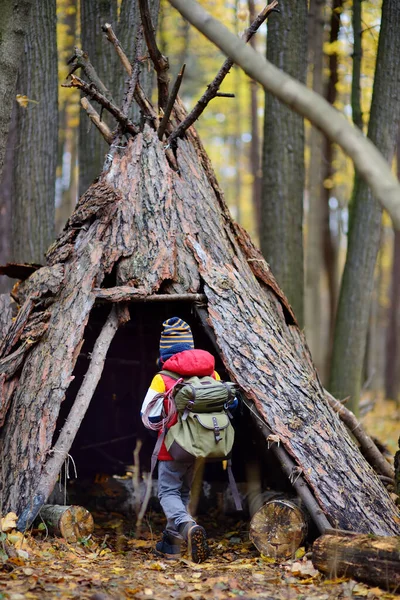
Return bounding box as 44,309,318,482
79,0,118,196
321,0,343,347
329,0,400,414
385,133,400,402
248,0,261,231
78,0,160,196
0,0,33,291
260,0,308,327
305,0,325,377
10,0,58,264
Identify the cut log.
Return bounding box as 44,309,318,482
249,499,308,560
312,532,400,591
36,504,94,542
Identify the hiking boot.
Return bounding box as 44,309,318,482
154,531,182,560
187,524,209,563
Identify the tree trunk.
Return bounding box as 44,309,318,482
11,0,58,264
248,0,261,232
260,0,307,327
36,504,94,542
79,0,118,196
0,0,33,180
321,0,343,352
312,532,400,591
305,0,325,378
249,499,308,560
385,134,400,401
329,0,400,414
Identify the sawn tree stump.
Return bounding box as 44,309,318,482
36,504,94,543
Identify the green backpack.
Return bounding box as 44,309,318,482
159,370,242,511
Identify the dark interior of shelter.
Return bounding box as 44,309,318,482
55,300,297,522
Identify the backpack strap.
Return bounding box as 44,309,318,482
159,369,181,380
226,459,243,511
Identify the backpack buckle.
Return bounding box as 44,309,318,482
212,416,222,443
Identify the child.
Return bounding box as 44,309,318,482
141,317,219,563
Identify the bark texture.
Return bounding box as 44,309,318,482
1,126,398,536
261,0,307,327
329,0,400,413
11,0,58,264
79,0,118,196
0,0,33,179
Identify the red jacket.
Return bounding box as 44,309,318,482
158,349,217,460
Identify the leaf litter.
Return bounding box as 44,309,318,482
0,510,399,600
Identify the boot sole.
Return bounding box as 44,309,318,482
187,525,209,563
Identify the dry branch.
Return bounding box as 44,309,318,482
168,0,278,146
158,64,186,140
95,288,206,303
139,0,170,110
80,98,113,144
102,23,132,76
325,389,394,480
17,306,119,531
63,75,138,137
67,46,114,102
167,0,400,229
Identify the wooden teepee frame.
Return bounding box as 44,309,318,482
0,1,399,537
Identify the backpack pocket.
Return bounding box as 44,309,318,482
165,411,235,461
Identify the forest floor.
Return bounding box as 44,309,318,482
1,509,399,600
0,396,399,600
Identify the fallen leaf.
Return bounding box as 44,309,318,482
1,512,18,532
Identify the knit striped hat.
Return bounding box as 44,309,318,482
159,317,194,362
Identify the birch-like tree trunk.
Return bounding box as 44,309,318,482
329,0,400,413
260,0,307,327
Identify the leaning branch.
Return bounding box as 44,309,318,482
167,0,400,229
168,0,278,146
158,64,186,140
324,389,394,480
63,75,139,137
17,306,119,531
139,0,170,110
67,46,114,103
102,23,132,76
80,98,113,144
102,22,157,126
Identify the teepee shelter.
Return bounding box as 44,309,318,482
0,2,399,539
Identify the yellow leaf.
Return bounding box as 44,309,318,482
16,94,39,108
294,547,306,559
1,512,18,532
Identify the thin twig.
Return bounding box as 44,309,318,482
139,0,170,110
102,23,132,76
63,75,139,136
80,98,113,144
67,46,114,102
158,64,186,140
168,0,278,146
